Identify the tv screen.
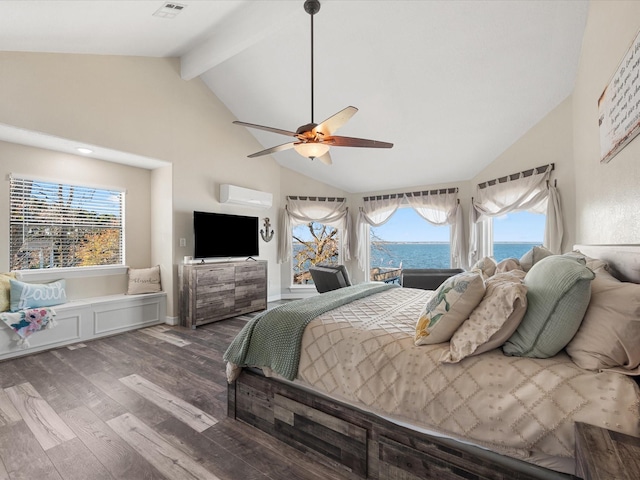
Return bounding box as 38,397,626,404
193,211,259,259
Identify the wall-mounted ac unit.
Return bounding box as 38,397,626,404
220,184,273,209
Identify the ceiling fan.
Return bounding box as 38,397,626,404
233,0,393,165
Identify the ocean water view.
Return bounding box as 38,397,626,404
370,242,540,269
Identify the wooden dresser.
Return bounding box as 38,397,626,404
179,260,267,328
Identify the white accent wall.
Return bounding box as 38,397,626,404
572,1,640,244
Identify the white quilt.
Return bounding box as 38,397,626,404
292,288,640,465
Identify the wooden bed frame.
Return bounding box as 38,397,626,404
227,245,640,480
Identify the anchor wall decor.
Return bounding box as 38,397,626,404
260,217,274,242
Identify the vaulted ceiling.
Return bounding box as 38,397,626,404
0,0,589,193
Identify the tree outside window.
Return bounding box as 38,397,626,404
291,222,339,285
9,177,124,270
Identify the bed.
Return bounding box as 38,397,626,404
225,245,640,479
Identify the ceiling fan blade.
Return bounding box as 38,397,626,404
314,106,358,135
233,120,298,137
327,135,394,149
247,142,296,158
317,151,332,165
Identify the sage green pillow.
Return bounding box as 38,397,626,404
503,255,595,358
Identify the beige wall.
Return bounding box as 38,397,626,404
0,140,151,299
471,96,576,252
573,1,640,244
0,52,288,316
150,165,174,315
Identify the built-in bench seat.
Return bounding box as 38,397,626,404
0,292,166,361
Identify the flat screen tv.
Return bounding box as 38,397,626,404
193,211,259,259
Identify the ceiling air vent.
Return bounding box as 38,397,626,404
153,3,187,19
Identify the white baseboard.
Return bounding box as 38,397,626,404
267,294,282,303
165,316,179,326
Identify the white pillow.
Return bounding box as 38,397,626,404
470,256,497,279
566,268,640,373
440,271,527,363
519,245,553,272
415,271,485,346
495,258,523,274
127,266,162,295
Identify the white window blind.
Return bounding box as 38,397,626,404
9,176,124,270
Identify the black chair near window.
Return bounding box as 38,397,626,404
309,264,352,293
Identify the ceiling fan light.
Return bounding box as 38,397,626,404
294,142,330,159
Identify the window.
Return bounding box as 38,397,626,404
291,222,339,285
491,210,545,261
9,176,124,270
370,207,450,281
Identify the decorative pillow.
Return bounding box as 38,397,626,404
567,249,610,272
585,257,609,272
503,255,595,358
562,251,587,265
415,271,485,346
440,270,527,363
1,272,16,312
9,279,67,312
566,268,640,373
495,258,523,274
470,257,497,279
519,245,553,272
127,266,162,295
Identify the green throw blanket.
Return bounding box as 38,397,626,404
224,283,397,381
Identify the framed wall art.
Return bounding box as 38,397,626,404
598,28,640,163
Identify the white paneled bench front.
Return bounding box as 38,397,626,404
0,292,166,361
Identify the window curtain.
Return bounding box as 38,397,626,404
544,183,564,254
405,190,464,268
468,166,563,265
355,194,404,269
356,190,463,270
277,197,350,264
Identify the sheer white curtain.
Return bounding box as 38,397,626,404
278,196,350,264
355,194,404,269
544,183,564,253
468,166,563,264
356,190,463,270
405,190,464,268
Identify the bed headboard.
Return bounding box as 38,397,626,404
574,244,640,283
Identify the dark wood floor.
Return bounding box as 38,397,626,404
0,305,357,480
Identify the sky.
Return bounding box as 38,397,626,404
371,207,545,242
